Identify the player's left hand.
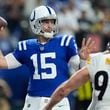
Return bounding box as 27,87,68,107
79,37,95,60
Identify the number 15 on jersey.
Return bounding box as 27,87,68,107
31,52,57,80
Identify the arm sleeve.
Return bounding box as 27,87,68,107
5,41,26,69
67,35,79,59
5,53,22,69
68,55,80,75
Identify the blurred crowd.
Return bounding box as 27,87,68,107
0,0,110,110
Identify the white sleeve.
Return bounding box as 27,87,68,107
5,53,22,69
68,55,80,75
80,59,86,68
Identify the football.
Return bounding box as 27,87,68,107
0,16,7,30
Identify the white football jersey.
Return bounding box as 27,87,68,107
86,52,110,110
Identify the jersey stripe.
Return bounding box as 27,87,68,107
18,42,22,51
65,35,73,46
23,41,27,50
18,41,27,51
60,35,68,46
61,35,74,46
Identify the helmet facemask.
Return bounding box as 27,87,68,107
35,17,58,38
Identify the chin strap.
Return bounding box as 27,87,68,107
43,31,54,38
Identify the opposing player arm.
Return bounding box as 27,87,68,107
43,66,90,110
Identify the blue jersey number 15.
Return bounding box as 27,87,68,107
31,52,57,79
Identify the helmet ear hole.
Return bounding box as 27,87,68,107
34,25,36,28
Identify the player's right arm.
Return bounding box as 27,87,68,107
0,17,9,68
0,40,24,69
0,17,21,69
0,50,22,69
0,50,8,68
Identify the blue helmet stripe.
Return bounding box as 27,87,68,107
46,6,52,14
